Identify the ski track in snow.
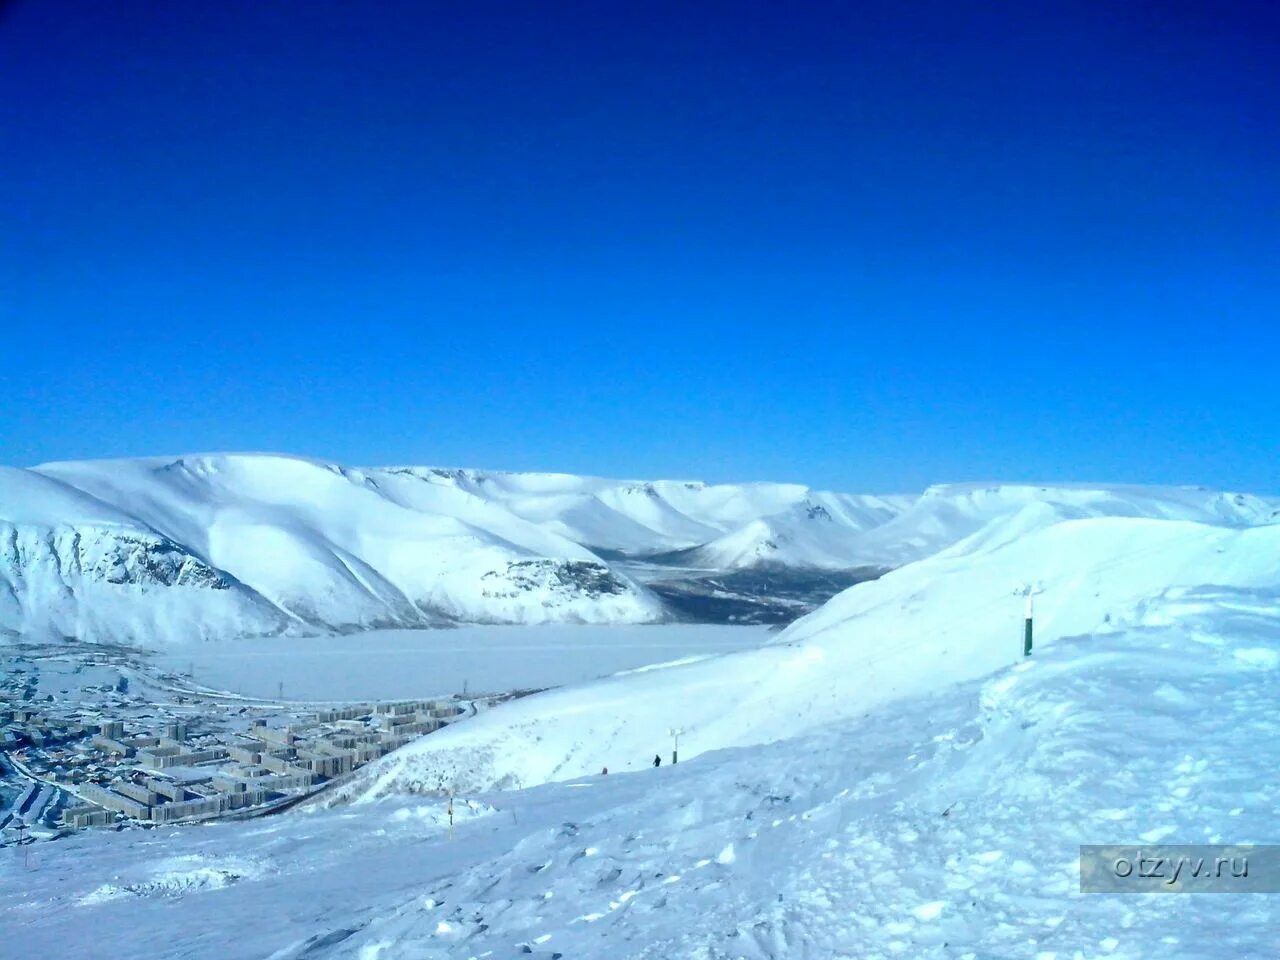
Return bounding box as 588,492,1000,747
4,587,1278,959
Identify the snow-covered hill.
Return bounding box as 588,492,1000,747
650,491,910,569
377,468,913,560
5,464,1279,958
350,507,1280,797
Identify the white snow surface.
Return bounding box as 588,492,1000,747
824,480,1277,568
5,585,1279,958
660,481,1275,571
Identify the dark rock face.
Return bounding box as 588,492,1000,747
84,534,234,589
483,560,631,599
0,525,234,591
804,503,833,521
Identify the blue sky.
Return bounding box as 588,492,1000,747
2,1,1276,493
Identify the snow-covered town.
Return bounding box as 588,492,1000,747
0,643,473,839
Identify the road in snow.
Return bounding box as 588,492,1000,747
152,624,775,700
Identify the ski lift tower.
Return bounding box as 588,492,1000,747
668,727,683,765
1020,584,1043,656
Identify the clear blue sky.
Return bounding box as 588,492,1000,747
2,1,1276,493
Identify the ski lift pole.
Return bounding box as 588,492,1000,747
1024,592,1034,657
668,727,683,765
447,790,454,841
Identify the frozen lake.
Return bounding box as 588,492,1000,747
153,624,774,701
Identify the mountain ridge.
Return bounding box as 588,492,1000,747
2,452,1275,643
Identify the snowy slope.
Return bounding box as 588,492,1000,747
5,473,1280,958
665,492,912,569
618,482,1275,572
6,586,1279,959
0,466,292,642
350,507,1280,796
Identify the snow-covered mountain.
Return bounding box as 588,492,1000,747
5,459,1278,958
0,455,668,642
378,468,912,560
648,491,910,569
0,454,910,643
605,481,1274,572
2,453,1275,644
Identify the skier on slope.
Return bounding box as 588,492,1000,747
653,754,661,767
